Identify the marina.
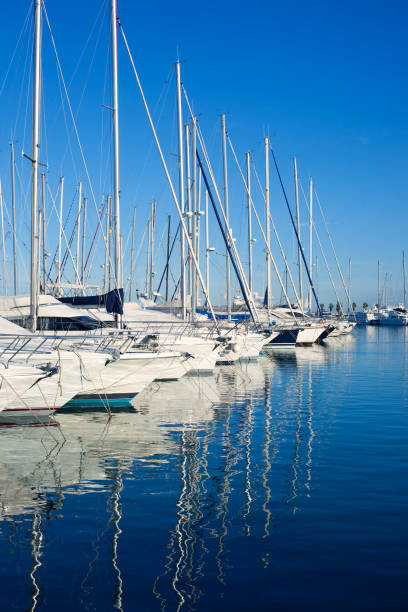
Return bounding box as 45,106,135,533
0,0,407,609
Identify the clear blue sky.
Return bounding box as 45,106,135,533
0,0,407,307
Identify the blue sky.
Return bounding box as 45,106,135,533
0,0,407,307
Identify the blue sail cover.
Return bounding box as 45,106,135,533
59,288,124,315
196,308,250,320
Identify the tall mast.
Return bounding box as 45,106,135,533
38,208,42,295
129,207,136,301
377,260,380,308
221,114,231,321
403,251,406,308
176,60,186,318
0,183,7,295
10,143,17,294
246,151,253,293
185,123,192,302
149,200,155,299
111,0,122,290
81,197,87,295
108,195,112,291
308,177,313,311
75,181,82,294
265,137,271,310
293,157,303,308
57,176,64,288
41,173,46,292
165,215,171,301
205,189,210,303
104,196,110,293
30,0,42,331
191,116,197,320
195,164,202,307
145,217,150,297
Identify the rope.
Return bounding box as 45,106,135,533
42,3,117,288
118,20,219,331
314,188,355,316
299,182,344,315
269,147,322,316
227,137,297,321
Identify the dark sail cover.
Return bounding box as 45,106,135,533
59,288,124,315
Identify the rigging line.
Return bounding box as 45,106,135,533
100,124,113,199
21,19,34,177
227,136,297,320
59,219,77,279
58,0,108,171
124,225,147,297
54,48,79,180
181,85,259,322
99,13,112,195
12,11,33,139
84,199,108,273
84,217,105,288
51,0,108,128
131,68,175,206
0,4,31,99
314,188,355,314
299,181,343,314
59,190,80,274
45,184,81,285
155,223,180,301
269,147,322,316
42,3,115,285
118,20,219,330
251,157,302,313
84,199,116,288
197,151,257,323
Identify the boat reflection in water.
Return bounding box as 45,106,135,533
0,334,382,610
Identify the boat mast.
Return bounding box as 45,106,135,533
10,143,17,294
221,114,231,321
265,137,271,310
191,116,197,320
149,200,156,299
308,177,313,311
195,164,202,307
38,208,42,294
111,0,122,291
403,251,406,308
246,151,253,294
107,195,112,291
41,173,46,292
81,197,87,295
75,181,82,295
205,189,210,303
176,60,186,319
185,123,192,305
0,182,7,295
165,215,171,301
57,176,64,290
293,157,303,308
30,0,42,331
145,217,150,297
103,196,110,293
377,260,380,308
129,207,136,301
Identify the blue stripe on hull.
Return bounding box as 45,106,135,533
62,397,134,409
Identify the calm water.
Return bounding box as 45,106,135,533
1,326,407,611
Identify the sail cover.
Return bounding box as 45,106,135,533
59,288,124,315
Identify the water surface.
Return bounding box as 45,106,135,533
1,327,407,610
